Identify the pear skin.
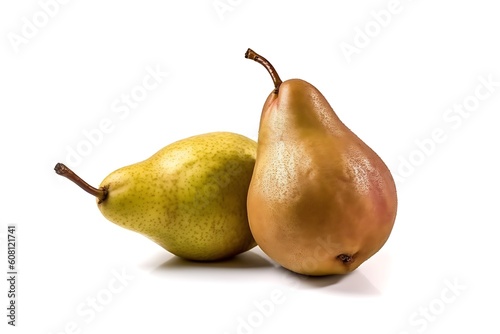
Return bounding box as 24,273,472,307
55,132,257,261
245,49,397,276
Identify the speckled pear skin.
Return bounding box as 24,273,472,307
247,79,398,275
97,132,257,261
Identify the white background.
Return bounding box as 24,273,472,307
1,0,500,333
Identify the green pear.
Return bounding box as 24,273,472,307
55,132,257,261
245,49,397,276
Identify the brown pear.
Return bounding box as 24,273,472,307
245,49,397,276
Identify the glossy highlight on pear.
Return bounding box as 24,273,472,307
245,48,398,276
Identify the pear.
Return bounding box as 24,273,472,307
55,132,257,261
245,49,398,276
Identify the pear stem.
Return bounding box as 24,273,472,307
54,163,108,203
245,48,282,94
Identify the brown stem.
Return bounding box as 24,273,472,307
54,163,108,203
245,48,282,94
